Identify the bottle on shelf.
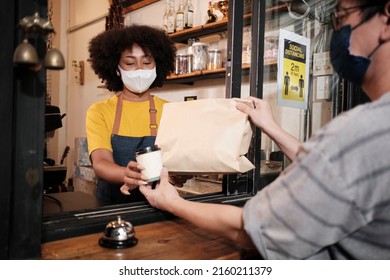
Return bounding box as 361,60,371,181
175,0,185,32
167,0,176,34
242,27,251,65
206,1,217,24
184,0,194,29
187,37,199,56
162,0,169,32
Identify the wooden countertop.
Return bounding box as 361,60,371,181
41,219,241,260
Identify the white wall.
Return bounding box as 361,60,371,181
49,0,110,178
46,0,68,164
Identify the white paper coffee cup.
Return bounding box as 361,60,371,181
135,145,162,182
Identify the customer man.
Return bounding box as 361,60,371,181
139,0,390,259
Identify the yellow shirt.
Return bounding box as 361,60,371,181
86,95,168,154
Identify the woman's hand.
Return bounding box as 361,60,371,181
120,160,149,195
139,167,182,212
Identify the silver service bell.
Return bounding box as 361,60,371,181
99,215,138,249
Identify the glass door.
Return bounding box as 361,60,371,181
228,0,343,197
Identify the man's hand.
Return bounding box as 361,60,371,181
139,167,183,212
236,97,277,133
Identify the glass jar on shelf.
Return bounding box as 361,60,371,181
175,54,189,74
264,36,278,63
192,42,209,71
207,49,222,70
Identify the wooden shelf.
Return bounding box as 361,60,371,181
164,4,286,85
168,14,250,44
168,4,288,44
165,61,277,85
166,68,227,85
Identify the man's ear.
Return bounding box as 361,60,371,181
386,1,390,23
381,1,390,40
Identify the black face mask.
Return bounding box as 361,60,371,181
330,10,389,86
330,24,371,85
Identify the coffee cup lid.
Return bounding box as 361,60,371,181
135,145,160,156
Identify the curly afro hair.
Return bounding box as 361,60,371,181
88,25,177,92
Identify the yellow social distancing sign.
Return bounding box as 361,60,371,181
278,29,310,110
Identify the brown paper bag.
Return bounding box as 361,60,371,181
155,98,254,174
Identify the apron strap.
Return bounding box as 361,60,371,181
149,95,157,137
112,93,158,136
112,94,123,135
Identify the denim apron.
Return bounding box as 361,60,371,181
96,94,158,204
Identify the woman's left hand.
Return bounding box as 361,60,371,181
121,160,149,195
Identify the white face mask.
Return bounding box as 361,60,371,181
118,65,157,94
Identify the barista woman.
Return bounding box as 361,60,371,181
86,24,176,204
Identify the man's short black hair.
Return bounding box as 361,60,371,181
88,25,177,92
358,0,389,22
